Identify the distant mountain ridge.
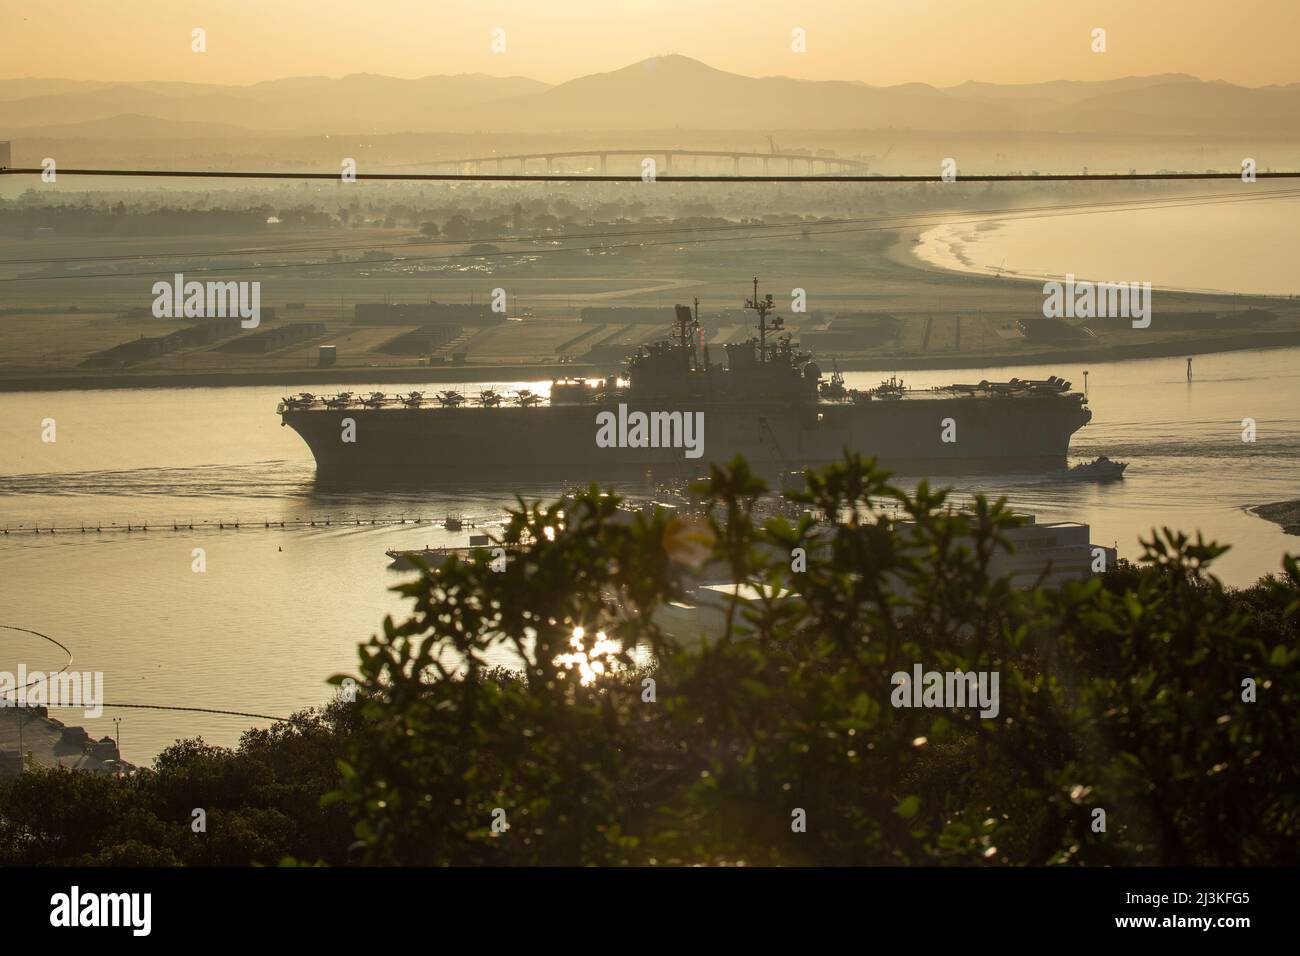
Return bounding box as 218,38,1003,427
2,56,1296,136
0,73,552,133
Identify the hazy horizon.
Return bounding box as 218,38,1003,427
6,0,1300,88
4,56,1299,91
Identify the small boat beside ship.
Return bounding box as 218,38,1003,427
385,546,452,570
1057,455,1128,481
386,532,495,569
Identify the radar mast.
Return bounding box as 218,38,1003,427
744,276,784,363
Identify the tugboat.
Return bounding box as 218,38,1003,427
872,375,907,399
817,360,849,401
1061,455,1128,481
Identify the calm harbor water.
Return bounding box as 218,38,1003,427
1,349,1297,763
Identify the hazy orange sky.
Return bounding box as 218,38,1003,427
4,0,1298,87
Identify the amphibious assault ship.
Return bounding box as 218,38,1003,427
279,279,1092,478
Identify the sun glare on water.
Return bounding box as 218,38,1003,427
553,626,622,686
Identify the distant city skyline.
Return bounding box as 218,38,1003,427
5,0,1300,88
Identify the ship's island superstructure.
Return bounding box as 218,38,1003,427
279,279,1092,477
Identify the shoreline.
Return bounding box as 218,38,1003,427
0,363,603,394
2,220,1297,394
1250,500,1300,537
0,706,133,777
833,330,1300,372
903,213,1300,299
883,221,1300,302
5,332,1300,393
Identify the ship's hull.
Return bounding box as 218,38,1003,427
281,396,1091,481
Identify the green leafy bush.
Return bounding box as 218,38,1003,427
0,701,357,866
329,454,1300,866
3,454,1294,866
